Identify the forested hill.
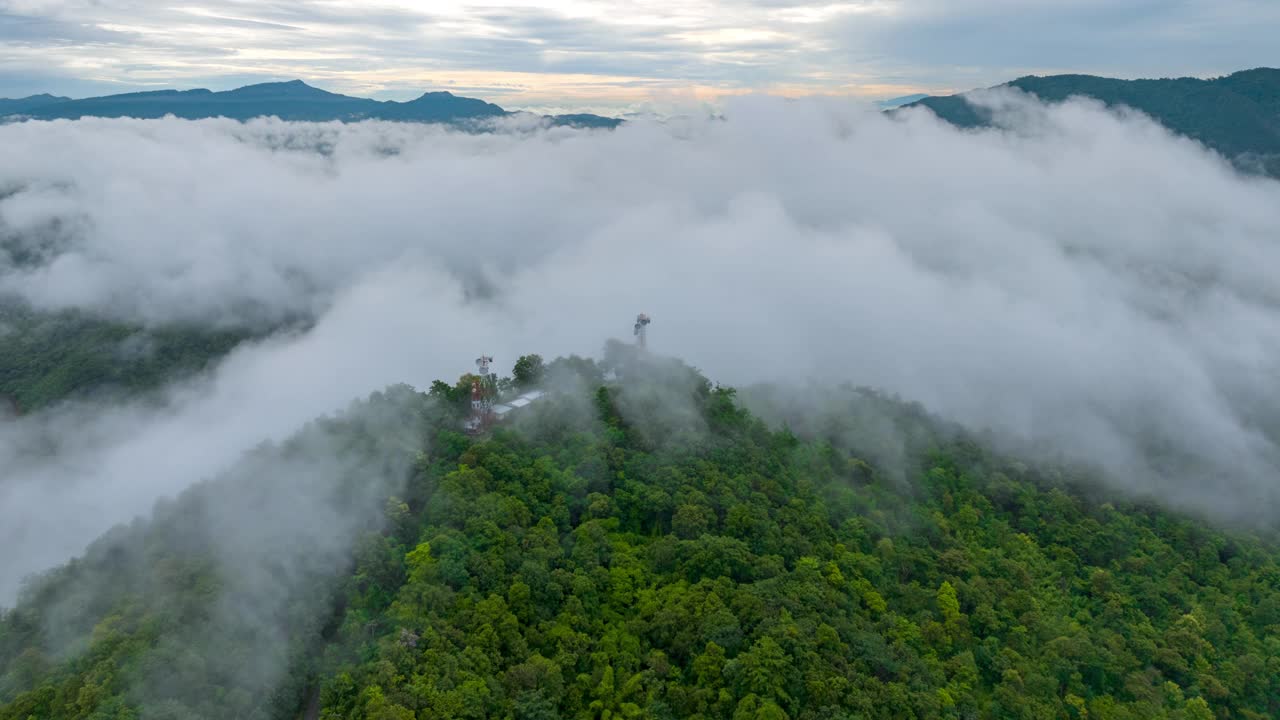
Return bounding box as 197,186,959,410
3,348,1280,720
904,68,1280,177
0,300,259,413
0,80,622,129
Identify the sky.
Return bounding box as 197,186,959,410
2,95,1279,601
1,0,1277,112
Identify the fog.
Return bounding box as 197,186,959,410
17,384,428,716
0,263,487,602
2,90,1280,603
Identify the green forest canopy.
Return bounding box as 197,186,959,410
2,350,1279,720
0,301,256,413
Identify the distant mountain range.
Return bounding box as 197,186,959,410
0,80,621,129
0,94,72,115
903,68,1280,177
7,71,1279,173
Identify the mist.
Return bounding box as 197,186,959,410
2,90,1280,603
8,384,428,717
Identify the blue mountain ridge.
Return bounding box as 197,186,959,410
0,79,621,129
900,68,1280,177
0,94,72,115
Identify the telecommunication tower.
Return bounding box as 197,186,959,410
468,355,496,434
634,313,651,348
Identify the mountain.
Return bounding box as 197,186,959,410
3,348,1280,719
0,94,70,115
903,68,1280,177
0,80,622,129
875,93,929,109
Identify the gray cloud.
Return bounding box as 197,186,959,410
1,94,1279,606
827,0,1280,88
0,11,134,43
4,0,1272,104
0,258,491,602
20,381,427,714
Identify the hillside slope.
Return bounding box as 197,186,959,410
2,351,1279,719
905,68,1280,177
0,300,256,412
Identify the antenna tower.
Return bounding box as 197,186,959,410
468,355,496,433
634,313,651,349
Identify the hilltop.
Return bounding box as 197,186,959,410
903,68,1280,177
0,80,622,129
2,350,1279,719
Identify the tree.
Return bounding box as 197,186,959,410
10,357,1280,720
733,637,793,703
937,581,961,624
513,354,546,389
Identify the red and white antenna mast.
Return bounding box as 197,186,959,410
634,313,651,349
469,355,495,433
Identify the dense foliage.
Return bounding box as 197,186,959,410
2,353,1279,719
0,301,251,412
907,68,1280,178
0,384,431,719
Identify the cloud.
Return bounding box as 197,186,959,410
0,1,822,107
0,10,135,44
5,0,1273,107
825,0,1280,87
0,262,476,602
1,93,1280,605
18,379,430,714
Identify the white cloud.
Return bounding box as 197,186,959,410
2,0,1274,106
1,94,1279,604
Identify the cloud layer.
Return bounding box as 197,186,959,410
1,94,1279,603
